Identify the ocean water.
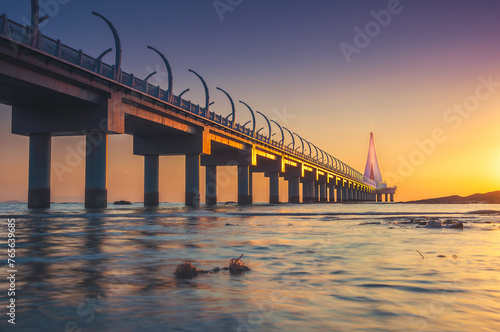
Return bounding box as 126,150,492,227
1,203,499,332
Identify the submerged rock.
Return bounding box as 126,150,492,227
424,220,464,229
425,220,443,228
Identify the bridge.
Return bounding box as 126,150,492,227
0,6,393,209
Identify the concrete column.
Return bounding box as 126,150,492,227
345,183,351,201
85,130,108,209
269,172,280,204
328,184,335,203
144,155,159,206
390,193,394,202
307,180,315,203
336,183,342,203
28,133,51,209
385,193,388,202
249,171,253,204
341,183,347,203
185,153,200,207
205,165,217,205
238,165,250,205
302,181,308,203
320,182,327,203
289,177,300,203
376,193,382,202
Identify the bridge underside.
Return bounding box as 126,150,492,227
0,30,380,209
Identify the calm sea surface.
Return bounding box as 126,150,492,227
1,203,499,332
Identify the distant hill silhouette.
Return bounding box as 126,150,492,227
0,200,25,204
405,191,500,204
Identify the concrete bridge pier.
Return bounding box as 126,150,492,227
249,172,253,204
328,183,335,203
28,133,52,209
287,177,300,203
238,165,250,205
341,182,347,203
320,182,327,203
345,183,351,201
85,130,108,209
269,172,280,204
205,165,217,205
337,182,343,203
314,182,319,203
304,180,315,203
185,154,200,207
390,193,394,202
144,155,159,206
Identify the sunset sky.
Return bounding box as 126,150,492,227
2,0,500,203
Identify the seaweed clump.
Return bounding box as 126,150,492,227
174,255,251,279
174,262,199,279
227,254,251,275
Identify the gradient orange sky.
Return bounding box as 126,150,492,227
2,0,500,203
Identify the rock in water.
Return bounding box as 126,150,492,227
445,222,464,229
174,262,198,279
425,220,443,228
113,200,132,205
424,220,464,229
228,255,251,275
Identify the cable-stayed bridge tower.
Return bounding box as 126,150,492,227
363,132,397,202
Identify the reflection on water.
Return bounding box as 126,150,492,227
0,203,500,331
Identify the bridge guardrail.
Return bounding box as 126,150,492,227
0,14,376,189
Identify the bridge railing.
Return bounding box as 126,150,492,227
0,13,376,189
